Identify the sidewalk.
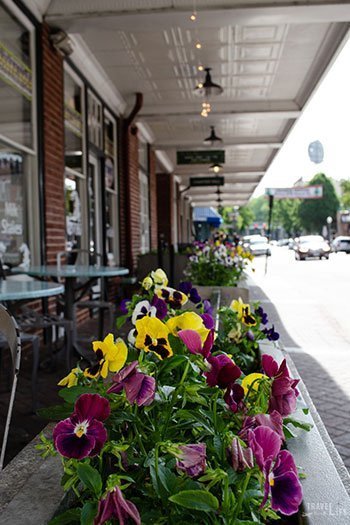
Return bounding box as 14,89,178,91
250,283,350,471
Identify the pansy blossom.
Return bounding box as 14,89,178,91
135,316,173,359
94,485,141,525
84,335,128,379
107,361,156,406
230,298,257,326
53,393,110,460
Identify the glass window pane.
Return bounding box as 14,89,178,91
138,140,148,171
65,174,83,251
0,4,33,148
0,142,31,266
88,91,102,148
64,71,83,173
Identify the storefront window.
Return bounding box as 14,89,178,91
88,91,102,149
64,70,83,173
138,138,150,254
0,141,33,265
0,4,33,149
65,174,83,251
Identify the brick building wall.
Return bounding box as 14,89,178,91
41,24,66,264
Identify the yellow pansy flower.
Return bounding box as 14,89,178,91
154,286,188,308
142,276,153,290
58,367,80,388
84,334,128,379
230,298,256,327
241,373,268,394
135,316,173,359
166,312,209,343
151,268,168,287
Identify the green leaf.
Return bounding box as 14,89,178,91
169,490,219,512
81,501,98,525
58,386,100,404
116,314,128,330
284,417,312,432
37,404,73,421
48,508,81,525
77,463,102,496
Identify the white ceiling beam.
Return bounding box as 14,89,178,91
157,139,282,150
45,2,350,28
175,166,266,175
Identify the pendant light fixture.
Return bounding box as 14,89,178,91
203,126,222,146
195,68,223,97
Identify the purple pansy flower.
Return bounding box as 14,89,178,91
94,485,141,525
240,410,285,441
248,426,282,471
224,383,245,413
264,450,303,516
176,443,206,478
201,313,215,330
248,426,302,516
205,354,241,388
119,298,131,316
53,394,110,460
178,329,214,358
151,294,168,320
256,306,268,325
108,361,155,407
227,437,254,472
179,281,202,304
262,325,280,341
203,299,213,316
262,355,299,417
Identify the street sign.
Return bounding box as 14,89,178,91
265,185,323,199
177,150,225,165
190,176,224,187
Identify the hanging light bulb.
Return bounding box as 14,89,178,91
203,126,223,146
195,42,202,49
210,163,223,174
201,109,208,117
190,11,197,21
198,65,204,71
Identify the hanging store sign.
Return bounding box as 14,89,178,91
0,41,32,100
265,185,323,199
177,150,225,165
190,176,224,187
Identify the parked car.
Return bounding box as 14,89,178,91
332,236,350,253
294,235,331,260
248,236,271,256
242,234,264,250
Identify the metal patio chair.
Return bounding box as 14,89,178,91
0,304,21,470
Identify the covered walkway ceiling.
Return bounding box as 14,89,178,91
31,0,350,207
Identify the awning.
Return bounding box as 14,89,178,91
193,207,223,226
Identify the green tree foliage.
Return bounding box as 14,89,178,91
272,199,301,236
247,195,269,223
298,173,339,233
340,180,350,209
222,206,254,232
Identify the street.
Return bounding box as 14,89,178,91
248,247,350,468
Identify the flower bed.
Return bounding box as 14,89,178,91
185,235,253,287
32,267,316,525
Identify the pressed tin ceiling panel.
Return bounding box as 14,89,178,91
41,0,350,204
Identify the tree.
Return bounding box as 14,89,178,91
247,196,269,224
340,180,350,209
298,173,339,233
222,205,254,233
272,199,301,236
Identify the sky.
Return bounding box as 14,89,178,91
253,33,350,198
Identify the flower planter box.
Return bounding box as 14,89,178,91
2,285,350,524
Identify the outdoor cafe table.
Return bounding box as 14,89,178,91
0,279,64,302
12,265,129,321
